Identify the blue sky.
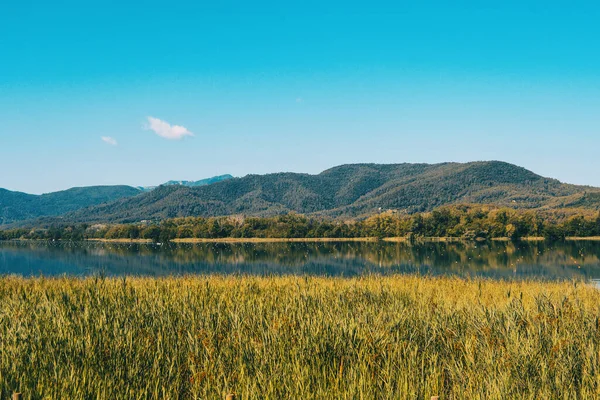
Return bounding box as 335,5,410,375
1,1,599,194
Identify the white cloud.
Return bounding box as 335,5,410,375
145,116,194,140
101,136,117,146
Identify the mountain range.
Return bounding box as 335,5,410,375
2,161,599,227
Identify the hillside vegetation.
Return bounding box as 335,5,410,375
62,161,600,223
2,276,599,399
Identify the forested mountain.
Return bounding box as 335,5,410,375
0,186,142,225
56,161,600,224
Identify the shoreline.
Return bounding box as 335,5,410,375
172,237,387,243
565,236,600,241
492,236,545,242
4,236,600,244
82,236,600,243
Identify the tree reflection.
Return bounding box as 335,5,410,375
1,240,600,280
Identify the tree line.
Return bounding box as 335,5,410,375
1,205,600,242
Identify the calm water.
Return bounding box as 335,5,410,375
2,240,600,281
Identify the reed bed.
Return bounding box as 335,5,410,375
1,275,600,399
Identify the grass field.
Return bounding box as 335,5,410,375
1,275,600,399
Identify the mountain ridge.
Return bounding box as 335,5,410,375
56,161,600,224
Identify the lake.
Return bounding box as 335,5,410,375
2,239,600,281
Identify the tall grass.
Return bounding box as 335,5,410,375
1,275,600,399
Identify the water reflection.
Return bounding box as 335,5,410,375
1,240,600,280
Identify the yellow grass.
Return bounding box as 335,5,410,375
1,275,600,398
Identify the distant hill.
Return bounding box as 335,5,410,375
57,161,600,224
0,175,234,226
0,186,142,225
137,174,234,192
163,174,234,187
